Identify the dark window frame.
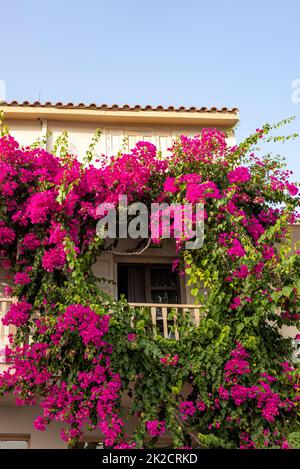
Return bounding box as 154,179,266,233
117,263,181,304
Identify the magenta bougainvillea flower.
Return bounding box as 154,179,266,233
14,272,31,285
227,239,246,258
42,245,66,272
2,301,32,327
146,420,165,437
163,177,178,194
0,225,15,245
227,166,251,184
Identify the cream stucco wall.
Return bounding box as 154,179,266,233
0,395,139,448
0,397,66,448
5,117,236,162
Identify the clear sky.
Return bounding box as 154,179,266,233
1,0,299,178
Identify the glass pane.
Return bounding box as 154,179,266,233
0,440,28,449
77,441,104,449
151,290,178,304
150,268,177,288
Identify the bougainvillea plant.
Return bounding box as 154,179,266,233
0,113,299,449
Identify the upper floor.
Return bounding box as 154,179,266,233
0,101,239,159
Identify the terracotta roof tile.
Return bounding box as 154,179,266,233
0,101,239,114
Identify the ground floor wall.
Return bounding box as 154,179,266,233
0,401,66,448
0,398,147,449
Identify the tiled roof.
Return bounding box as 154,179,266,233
0,101,238,114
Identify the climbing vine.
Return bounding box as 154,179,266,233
0,118,299,448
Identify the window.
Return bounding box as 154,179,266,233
75,441,104,449
149,266,179,304
117,264,180,304
0,435,29,449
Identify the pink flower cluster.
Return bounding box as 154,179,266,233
229,296,241,310
146,420,165,437
42,245,66,272
0,302,124,448
26,190,57,224
127,333,137,342
247,216,265,242
160,354,179,366
179,400,206,421
172,129,227,165
185,181,221,203
21,233,41,251
224,343,251,381
227,239,246,259
2,301,32,327
0,224,15,245
163,177,178,194
53,304,110,348
221,344,299,425
227,166,251,184
179,401,196,418
14,272,31,285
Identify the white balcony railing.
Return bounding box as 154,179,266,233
0,299,204,362
0,297,17,363
129,303,203,340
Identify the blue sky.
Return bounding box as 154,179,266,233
1,0,299,178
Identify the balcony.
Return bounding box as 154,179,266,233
0,298,204,364
0,297,17,364
128,303,203,340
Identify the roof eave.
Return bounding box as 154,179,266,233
0,105,239,127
